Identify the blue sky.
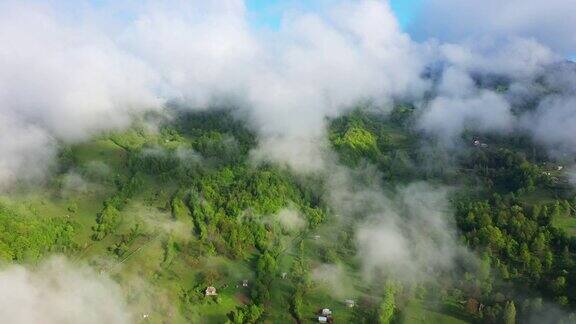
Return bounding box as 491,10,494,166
246,0,421,31
389,0,421,28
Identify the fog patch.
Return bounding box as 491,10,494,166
311,263,354,299
0,117,56,189
276,207,306,231
250,136,328,173
357,183,467,281
85,161,112,178
61,172,90,196
566,167,576,187
175,147,203,164
326,165,469,282
418,91,513,146
523,96,576,157
124,203,193,243
0,256,132,324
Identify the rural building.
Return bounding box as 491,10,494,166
317,308,334,322
345,299,355,308
205,286,217,296
473,139,488,148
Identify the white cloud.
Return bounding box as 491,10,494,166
0,1,160,185
0,0,429,179
523,95,576,156
0,0,573,184
0,115,55,188
327,165,469,281
276,207,307,231
413,0,576,56
438,38,557,79
0,257,132,324
418,90,514,145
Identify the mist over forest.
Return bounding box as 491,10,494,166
0,1,575,323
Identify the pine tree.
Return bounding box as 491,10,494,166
503,301,516,324
380,285,395,324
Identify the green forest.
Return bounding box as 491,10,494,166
0,104,574,324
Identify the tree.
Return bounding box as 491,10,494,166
503,301,516,324
380,285,395,324
552,276,567,295
291,286,304,321
245,304,263,323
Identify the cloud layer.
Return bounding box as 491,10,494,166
412,0,576,56
1,0,575,182
0,1,160,186
0,257,131,324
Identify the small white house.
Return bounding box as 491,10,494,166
205,286,217,296
321,309,332,316
345,299,355,308
318,316,328,323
